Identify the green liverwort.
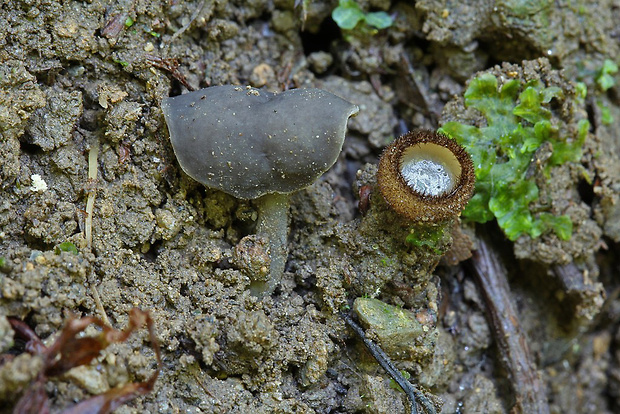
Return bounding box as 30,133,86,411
440,73,588,241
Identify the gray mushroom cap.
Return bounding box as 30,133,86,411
162,85,359,199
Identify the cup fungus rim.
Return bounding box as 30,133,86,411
377,129,476,222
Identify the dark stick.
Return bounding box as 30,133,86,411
551,262,604,321
467,236,549,414
341,312,437,414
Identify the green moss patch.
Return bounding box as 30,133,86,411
440,73,588,241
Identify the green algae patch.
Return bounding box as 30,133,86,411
440,71,588,241
405,224,453,256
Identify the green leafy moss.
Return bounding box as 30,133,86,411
440,73,588,241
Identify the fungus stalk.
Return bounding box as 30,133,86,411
252,193,290,295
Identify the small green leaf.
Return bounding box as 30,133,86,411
513,86,550,124
538,213,573,240
575,82,587,99
489,180,538,218
597,100,614,125
364,11,393,29
464,73,500,112
554,219,572,240
462,191,494,223
498,207,533,241
577,118,590,139
602,59,619,74
596,59,618,91
549,119,588,165
389,370,411,392
56,242,78,255
439,122,482,149
124,17,134,27
519,120,548,152
597,74,615,91
332,1,365,30
541,86,563,103
465,76,521,137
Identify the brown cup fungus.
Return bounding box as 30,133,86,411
377,129,475,223
161,85,358,296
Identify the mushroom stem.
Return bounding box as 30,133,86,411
252,193,290,296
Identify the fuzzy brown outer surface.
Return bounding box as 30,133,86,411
377,129,475,223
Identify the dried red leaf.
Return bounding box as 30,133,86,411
60,309,161,414
101,12,129,39
62,371,158,414
44,316,104,377
12,375,50,414
8,317,46,355
146,55,194,91
8,309,161,414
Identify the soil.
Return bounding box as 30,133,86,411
1,0,620,413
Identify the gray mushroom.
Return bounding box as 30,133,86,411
162,85,358,296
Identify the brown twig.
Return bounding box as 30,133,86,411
467,235,549,414
396,52,440,125
551,262,605,321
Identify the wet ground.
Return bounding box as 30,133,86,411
1,1,620,413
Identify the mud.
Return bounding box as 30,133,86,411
1,0,619,413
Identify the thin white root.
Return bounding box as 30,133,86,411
85,138,111,327
162,1,207,52
85,140,98,248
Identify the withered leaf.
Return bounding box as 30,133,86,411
8,309,161,414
